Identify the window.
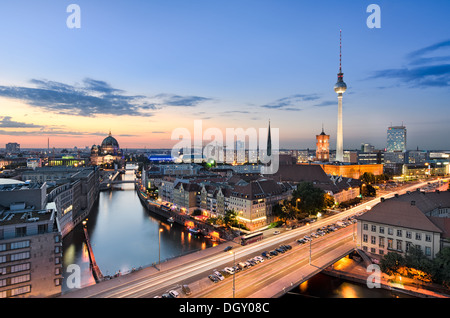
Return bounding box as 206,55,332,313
371,225,376,232
38,224,48,234
416,233,422,241
396,240,402,251
406,231,412,239
425,234,431,242
406,242,413,252
425,247,431,256
363,234,368,243
15,227,27,238
10,285,31,296
363,224,368,231
10,240,30,250
11,274,30,285
11,263,30,273
379,237,385,248
388,238,393,249
397,230,402,237
379,227,384,234
371,236,376,244
388,228,393,235
10,252,30,262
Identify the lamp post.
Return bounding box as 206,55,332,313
158,228,163,271
307,222,312,265
229,251,236,298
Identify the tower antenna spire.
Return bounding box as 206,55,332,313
339,29,342,73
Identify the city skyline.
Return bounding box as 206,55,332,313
0,1,449,150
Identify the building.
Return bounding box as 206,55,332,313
5,143,20,154
315,128,330,162
227,178,292,231
386,125,407,152
306,162,384,180
0,180,62,298
23,167,100,237
356,190,450,261
334,30,347,162
90,132,124,167
173,182,201,213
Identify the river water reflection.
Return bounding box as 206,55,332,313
61,171,214,292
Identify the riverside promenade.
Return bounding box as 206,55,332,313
322,256,450,298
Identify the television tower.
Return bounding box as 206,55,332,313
334,30,347,162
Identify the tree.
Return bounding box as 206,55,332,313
360,172,376,184
292,182,327,216
272,200,299,224
431,247,450,288
223,209,238,227
380,252,404,276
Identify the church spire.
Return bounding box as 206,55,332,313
267,119,272,157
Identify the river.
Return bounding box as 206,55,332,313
61,170,214,292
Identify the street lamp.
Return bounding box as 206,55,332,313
307,222,312,265
229,251,236,298
296,198,301,210
158,228,163,271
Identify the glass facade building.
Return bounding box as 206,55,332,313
386,126,407,152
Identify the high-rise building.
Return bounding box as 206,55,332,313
5,143,20,154
386,125,407,152
315,127,330,162
334,30,347,162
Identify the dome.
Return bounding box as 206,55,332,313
101,132,119,148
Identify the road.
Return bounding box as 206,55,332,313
60,178,442,298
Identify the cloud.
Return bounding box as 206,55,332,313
0,78,212,117
261,94,319,110
153,93,213,107
370,39,450,88
0,116,43,128
314,101,336,107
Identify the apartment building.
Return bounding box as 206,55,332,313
357,190,450,260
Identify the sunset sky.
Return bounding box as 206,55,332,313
0,1,449,150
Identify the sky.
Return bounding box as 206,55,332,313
0,0,449,150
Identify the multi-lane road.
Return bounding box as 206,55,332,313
60,178,442,298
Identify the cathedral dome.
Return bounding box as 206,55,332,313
101,132,119,148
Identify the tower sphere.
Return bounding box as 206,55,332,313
334,80,347,94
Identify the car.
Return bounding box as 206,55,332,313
276,248,285,254
262,251,272,259
224,267,235,275
247,259,256,266
273,230,281,235
169,290,179,298
224,246,233,252
208,274,219,283
297,239,306,244
182,284,191,295
254,256,264,263
213,270,224,280
238,262,248,270
162,293,172,298
233,265,241,273
270,250,278,256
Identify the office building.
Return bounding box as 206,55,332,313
387,125,407,152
